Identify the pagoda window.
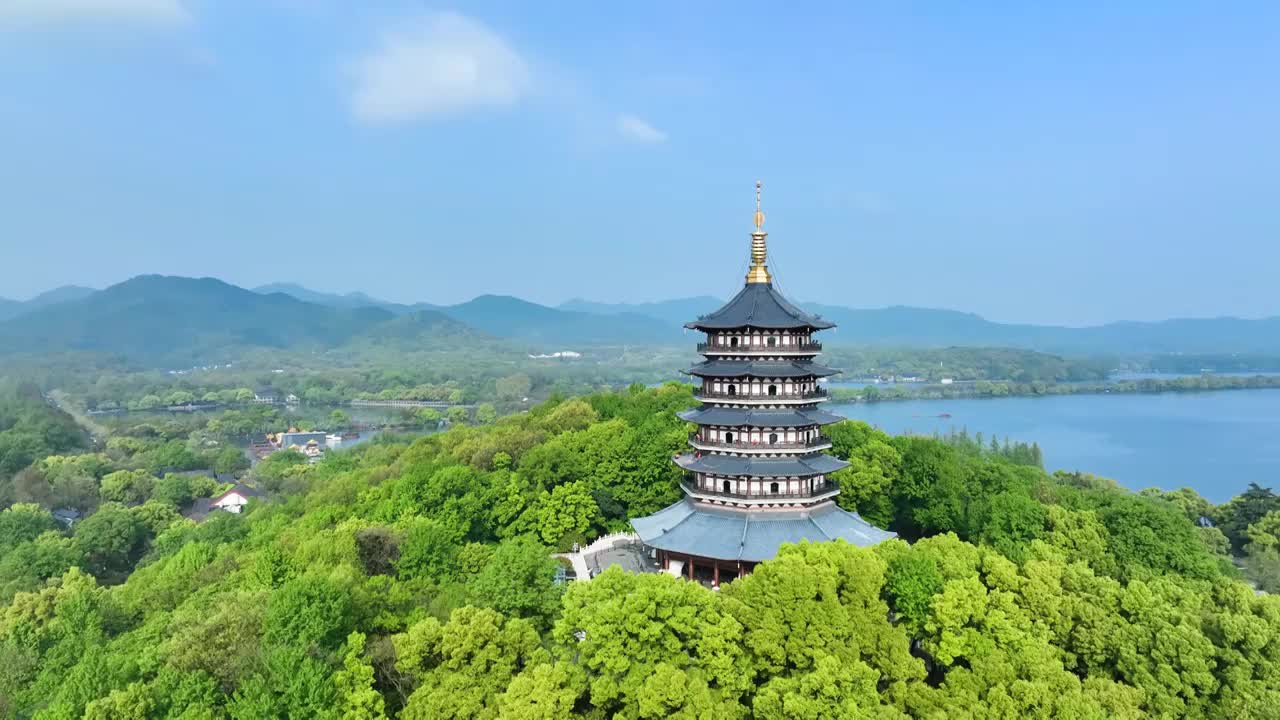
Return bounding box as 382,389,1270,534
767,336,777,347
769,432,778,445
722,480,731,494
768,384,778,396
727,384,737,396
725,431,735,444
770,482,779,494
730,337,739,348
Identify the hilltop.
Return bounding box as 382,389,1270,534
0,285,97,321
0,276,478,364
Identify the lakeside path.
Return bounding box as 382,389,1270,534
47,389,110,444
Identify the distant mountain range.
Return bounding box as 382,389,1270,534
1,277,1278,362
0,276,482,363
253,285,673,345
559,297,726,329
0,285,97,321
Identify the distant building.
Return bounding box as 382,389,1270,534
253,390,278,404
52,508,81,527
299,438,324,460
630,183,894,586
277,431,327,450
210,483,265,514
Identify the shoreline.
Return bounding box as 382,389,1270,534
828,374,1280,404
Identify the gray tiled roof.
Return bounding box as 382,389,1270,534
685,283,835,331
684,360,840,379
631,499,895,562
678,407,844,427
674,452,849,477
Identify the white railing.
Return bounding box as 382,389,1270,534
581,532,639,555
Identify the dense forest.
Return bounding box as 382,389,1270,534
0,382,85,482
0,384,1278,718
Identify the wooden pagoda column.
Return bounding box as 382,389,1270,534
713,563,720,587
687,557,695,580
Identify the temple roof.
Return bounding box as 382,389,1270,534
631,498,896,562
684,359,840,379
685,282,835,331
677,406,844,427
674,452,849,477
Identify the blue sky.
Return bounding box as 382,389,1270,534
1,1,1276,325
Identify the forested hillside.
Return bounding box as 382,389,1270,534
0,382,85,483
0,385,1277,718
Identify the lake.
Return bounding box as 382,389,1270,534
828,389,1280,503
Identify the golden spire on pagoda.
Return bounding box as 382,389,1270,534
745,180,772,284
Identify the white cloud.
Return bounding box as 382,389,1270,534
0,0,190,28
348,12,531,125
616,114,667,144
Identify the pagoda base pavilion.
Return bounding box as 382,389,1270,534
633,497,894,583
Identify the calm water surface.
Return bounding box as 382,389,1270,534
828,389,1280,502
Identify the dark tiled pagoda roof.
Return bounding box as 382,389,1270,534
674,452,849,477
678,406,844,427
685,282,835,331
684,360,840,379
632,498,896,562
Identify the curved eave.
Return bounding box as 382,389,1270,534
684,282,836,331
685,319,835,331
674,452,849,477
631,499,896,563
684,360,841,379
677,407,845,427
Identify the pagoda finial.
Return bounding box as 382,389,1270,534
754,180,765,230
746,180,772,284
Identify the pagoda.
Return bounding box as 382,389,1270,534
631,182,895,585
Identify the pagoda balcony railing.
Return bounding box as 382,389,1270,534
681,480,839,502
697,341,822,354
695,388,829,402
688,432,833,451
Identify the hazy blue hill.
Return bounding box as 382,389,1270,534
0,285,99,321
1060,316,1280,354
0,276,396,362
0,298,21,322
252,282,427,314
559,296,725,327
805,305,1280,354
348,309,499,349
563,297,1280,354
25,285,98,308
442,295,675,345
